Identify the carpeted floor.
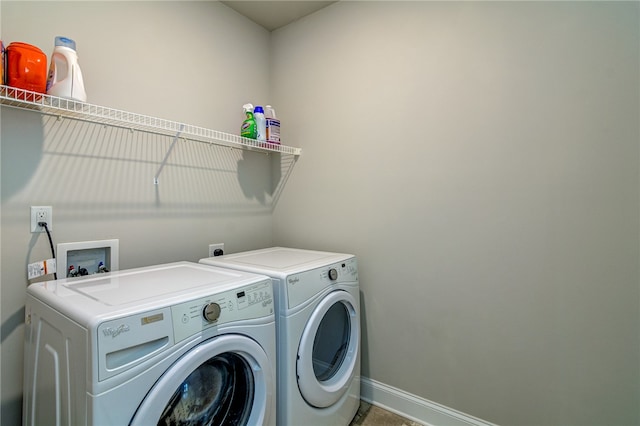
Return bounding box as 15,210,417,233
350,401,422,426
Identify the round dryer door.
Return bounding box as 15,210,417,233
297,290,359,408
130,335,274,426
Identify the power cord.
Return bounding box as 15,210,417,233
39,221,57,280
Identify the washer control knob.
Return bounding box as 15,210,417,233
328,268,338,281
203,302,221,323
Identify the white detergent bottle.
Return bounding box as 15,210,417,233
46,36,87,102
254,105,266,142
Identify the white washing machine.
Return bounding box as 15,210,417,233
23,261,276,426
200,247,360,426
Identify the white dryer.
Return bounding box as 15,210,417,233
23,261,276,426
200,247,360,426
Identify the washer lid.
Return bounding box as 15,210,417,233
200,247,353,276
67,263,250,305
27,262,268,315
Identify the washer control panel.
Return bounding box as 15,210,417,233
203,302,221,322
171,279,273,343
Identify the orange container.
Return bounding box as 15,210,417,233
6,42,47,93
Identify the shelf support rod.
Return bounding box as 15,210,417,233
154,124,185,185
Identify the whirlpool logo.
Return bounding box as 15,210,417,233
102,324,131,338
288,277,300,285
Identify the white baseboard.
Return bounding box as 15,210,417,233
360,377,497,426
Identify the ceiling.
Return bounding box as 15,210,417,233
220,1,337,31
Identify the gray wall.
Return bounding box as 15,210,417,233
1,2,279,424
270,2,639,425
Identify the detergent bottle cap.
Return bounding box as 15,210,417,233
265,105,277,119
243,103,254,112
254,106,264,114
54,36,76,50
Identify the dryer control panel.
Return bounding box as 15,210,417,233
171,279,273,343
286,257,358,310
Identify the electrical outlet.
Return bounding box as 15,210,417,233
31,206,53,233
209,243,224,257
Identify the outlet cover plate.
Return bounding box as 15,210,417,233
209,243,224,257
31,206,52,233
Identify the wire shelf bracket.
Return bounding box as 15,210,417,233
154,124,185,185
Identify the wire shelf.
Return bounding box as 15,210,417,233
0,85,302,156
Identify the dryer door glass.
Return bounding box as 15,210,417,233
297,290,359,408
159,352,254,425
313,302,350,381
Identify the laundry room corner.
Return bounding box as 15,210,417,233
270,1,640,425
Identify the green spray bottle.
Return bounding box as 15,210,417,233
241,103,257,139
